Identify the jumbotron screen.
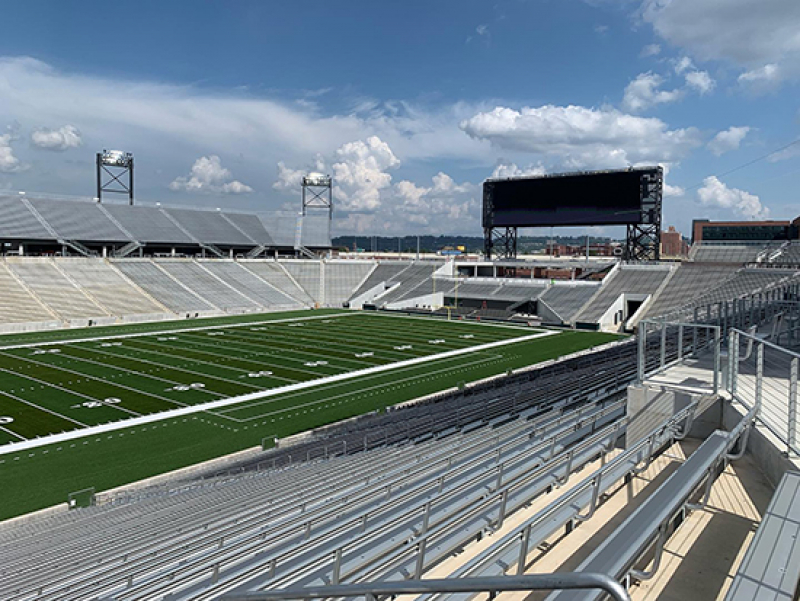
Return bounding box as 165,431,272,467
483,170,645,227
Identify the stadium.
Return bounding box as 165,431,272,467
0,158,797,601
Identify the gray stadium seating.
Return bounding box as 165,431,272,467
642,263,738,320
691,243,768,264
538,285,599,323
28,198,129,242
163,208,254,246
576,266,671,323
282,261,323,303
103,204,193,244
324,261,374,306
198,261,302,309
5,259,110,321
113,260,216,312
0,196,56,240
0,261,56,323
725,470,800,601
154,260,259,310
349,262,412,301
239,262,314,305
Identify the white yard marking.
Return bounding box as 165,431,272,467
0,328,559,455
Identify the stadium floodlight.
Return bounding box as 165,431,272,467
100,149,133,168
301,172,333,218
303,172,332,187
96,148,134,205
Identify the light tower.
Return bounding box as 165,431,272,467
96,149,134,205
301,172,332,218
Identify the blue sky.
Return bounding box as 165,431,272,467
0,0,798,238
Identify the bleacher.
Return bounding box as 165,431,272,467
5,259,110,321
0,261,56,324
153,260,260,310
0,195,332,253
282,261,323,303
113,260,216,313
349,262,413,301
324,261,374,306
641,263,738,320
690,242,768,264
239,262,315,305
538,285,599,323
56,259,165,316
198,261,302,309
575,265,672,323
376,263,443,306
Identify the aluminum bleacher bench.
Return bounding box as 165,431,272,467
546,428,738,601
724,470,800,601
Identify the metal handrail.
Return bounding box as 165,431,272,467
219,573,631,601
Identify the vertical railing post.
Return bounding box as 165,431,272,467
789,358,798,455
660,324,667,370
677,324,684,360
756,343,764,412
713,327,721,394
732,331,739,397
516,525,531,576
727,330,736,393
638,322,646,384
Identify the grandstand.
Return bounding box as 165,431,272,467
2,196,800,600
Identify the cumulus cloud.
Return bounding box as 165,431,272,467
274,137,479,235
697,176,769,219
0,133,25,173
331,136,400,212
0,56,491,204
640,0,800,87
460,104,701,169
169,156,253,195
640,44,661,57
684,70,715,94
737,64,782,92
622,72,683,112
30,125,82,151
490,162,547,179
707,126,750,156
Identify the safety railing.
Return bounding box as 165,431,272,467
218,573,631,601
726,328,800,456
637,319,721,391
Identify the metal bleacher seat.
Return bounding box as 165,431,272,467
538,286,599,323
154,260,259,310
349,262,412,301
239,261,314,305
103,204,194,244
113,260,215,312
0,195,56,240
27,198,130,242
0,261,56,323
282,260,323,303
199,261,302,308
725,470,800,601
163,208,254,246
324,261,374,306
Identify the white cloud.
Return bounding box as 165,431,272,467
664,183,685,197
0,133,25,173
640,44,661,57
737,63,782,92
332,136,400,212
169,156,253,195
684,70,715,95
0,56,491,205
673,56,695,75
594,24,609,35
490,162,547,179
476,24,489,36
707,126,750,156
275,137,479,235
622,72,683,112
30,125,82,151
460,104,702,169
697,176,769,219
640,0,800,87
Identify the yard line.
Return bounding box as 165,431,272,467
220,353,505,422
67,342,280,390
117,338,310,383
141,334,355,378
0,425,27,441
0,329,562,455
54,347,225,401
0,352,177,414
0,367,138,419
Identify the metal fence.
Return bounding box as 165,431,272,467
726,329,799,455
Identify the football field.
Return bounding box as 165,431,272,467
0,309,619,519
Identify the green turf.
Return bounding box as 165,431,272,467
0,310,619,520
